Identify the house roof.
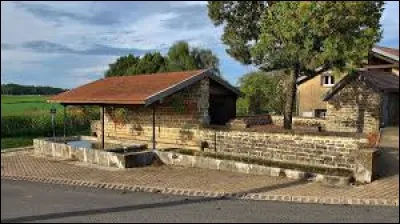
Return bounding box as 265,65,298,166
48,68,241,105
372,46,399,62
297,46,399,85
323,70,399,101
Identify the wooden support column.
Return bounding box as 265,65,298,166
152,105,156,150
101,105,105,149
63,104,67,142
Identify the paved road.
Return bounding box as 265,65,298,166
1,180,398,223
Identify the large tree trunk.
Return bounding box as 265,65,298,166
283,65,299,129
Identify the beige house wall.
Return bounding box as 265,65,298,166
392,67,399,76
297,74,333,117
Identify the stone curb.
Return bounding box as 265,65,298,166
1,174,398,207
1,146,34,154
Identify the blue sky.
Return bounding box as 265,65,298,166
1,1,399,89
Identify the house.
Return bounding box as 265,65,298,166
296,46,399,118
48,69,241,149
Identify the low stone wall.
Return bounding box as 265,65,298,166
229,114,272,129
33,136,154,168
91,118,376,183
157,151,352,185
200,129,376,183
271,115,326,128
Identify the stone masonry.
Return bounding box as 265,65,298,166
326,79,382,134
93,78,210,149
200,129,369,171
271,115,326,129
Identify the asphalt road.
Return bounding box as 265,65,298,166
1,180,399,223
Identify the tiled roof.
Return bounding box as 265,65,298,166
323,70,399,101
372,46,399,61
49,69,240,105
373,46,399,57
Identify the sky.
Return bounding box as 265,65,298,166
1,1,399,89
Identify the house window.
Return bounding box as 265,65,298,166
321,73,335,87
315,109,327,118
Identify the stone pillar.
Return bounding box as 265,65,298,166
198,78,210,126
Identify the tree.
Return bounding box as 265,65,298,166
105,54,139,77
190,48,220,75
167,41,197,71
208,1,384,129
105,41,221,77
207,1,268,64
127,52,168,75
237,71,286,115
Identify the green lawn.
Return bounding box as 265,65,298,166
1,95,62,116
1,136,33,150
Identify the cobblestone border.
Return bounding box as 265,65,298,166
2,174,398,207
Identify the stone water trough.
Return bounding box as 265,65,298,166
33,136,154,168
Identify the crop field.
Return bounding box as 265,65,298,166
1,95,97,150
1,95,63,116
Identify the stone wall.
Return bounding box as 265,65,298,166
93,79,209,149
228,114,272,129
33,136,154,168
271,115,326,128
326,79,382,134
200,129,368,170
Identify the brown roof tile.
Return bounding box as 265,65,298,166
374,46,399,57
324,70,399,101
49,69,207,105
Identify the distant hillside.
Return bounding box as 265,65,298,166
1,83,68,95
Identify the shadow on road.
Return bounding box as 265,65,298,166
1,179,308,223
375,147,399,179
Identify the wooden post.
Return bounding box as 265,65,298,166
152,105,156,150
63,104,67,142
101,105,105,149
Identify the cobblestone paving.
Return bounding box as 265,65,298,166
1,151,398,204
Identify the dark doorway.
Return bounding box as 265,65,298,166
387,93,399,127
209,94,236,125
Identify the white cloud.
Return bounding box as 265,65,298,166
169,1,207,8
1,1,397,89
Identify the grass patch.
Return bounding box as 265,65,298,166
1,95,63,117
1,136,33,150
161,148,353,177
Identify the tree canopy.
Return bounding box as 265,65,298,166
208,1,384,129
1,83,67,95
105,41,220,77
237,70,286,116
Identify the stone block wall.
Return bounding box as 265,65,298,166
229,114,273,129
200,129,368,170
271,115,326,128
326,79,382,134
93,79,209,149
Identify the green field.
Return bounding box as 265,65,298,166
1,95,95,150
1,95,63,116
